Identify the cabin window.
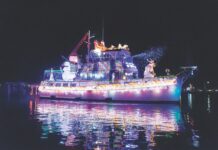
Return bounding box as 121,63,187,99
48,83,54,86
55,83,61,87
63,83,68,87
70,83,76,87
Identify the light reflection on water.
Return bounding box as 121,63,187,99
4,84,218,149
34,100,185,149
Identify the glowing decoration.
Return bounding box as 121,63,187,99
94,40,129,51
49,68,55,81
93,49,102,56
154,87,161,94
62,61,76,81
38,77,181,101
132,47,165,62
39,31,197,102
144,59,156,78
94,40,107,51
69,56,78,63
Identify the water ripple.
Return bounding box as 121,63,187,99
33,100,185,149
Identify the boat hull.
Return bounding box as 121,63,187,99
38,78,182,103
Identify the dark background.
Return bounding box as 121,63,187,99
0,0,217,86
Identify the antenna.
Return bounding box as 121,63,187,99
102,17,104,41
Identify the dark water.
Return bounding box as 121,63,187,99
0,85,218,150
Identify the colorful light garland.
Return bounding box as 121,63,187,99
38,77,181,101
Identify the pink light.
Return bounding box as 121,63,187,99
154,88,161,94
69,56,78,63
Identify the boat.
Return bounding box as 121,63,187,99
38,31,197,103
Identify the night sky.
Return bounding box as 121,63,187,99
0,0,218,85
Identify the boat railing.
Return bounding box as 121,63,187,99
176,66,198,84
41,75,177,88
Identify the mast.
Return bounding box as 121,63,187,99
88,30,90,56
87,30,90,63
87,30,95,63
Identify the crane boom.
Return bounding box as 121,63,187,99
69,32,88,57
69,32,89,63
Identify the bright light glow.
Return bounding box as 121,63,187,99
154,88,161,94
36,100,183,146
169,85,176,93
39,78,179,101
62,72,76,81
93,49,102,56
62,61,76,81
69,56,78,63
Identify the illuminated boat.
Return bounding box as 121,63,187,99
38,31,197,103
